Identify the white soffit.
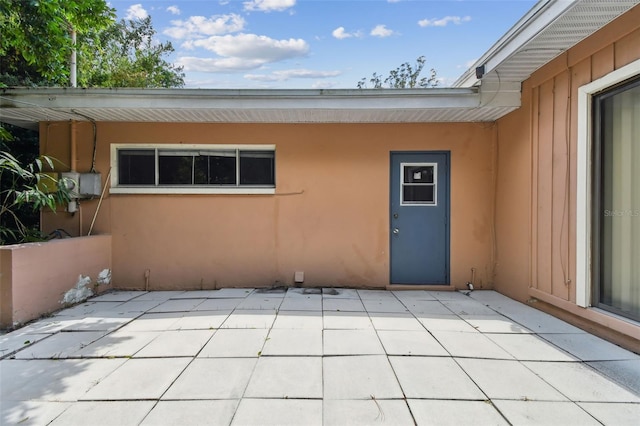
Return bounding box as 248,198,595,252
0,86,520,127
454,0,640,88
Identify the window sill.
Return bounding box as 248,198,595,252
110,186,276,195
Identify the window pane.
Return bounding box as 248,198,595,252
204,153,236,185
240,151,275,185
403,185,434,204
597,78,640,320
159,154,193,184
118,149,155,185
404,165,434,184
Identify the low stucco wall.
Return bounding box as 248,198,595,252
0,235,112,327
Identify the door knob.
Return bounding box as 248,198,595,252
393,228,399,234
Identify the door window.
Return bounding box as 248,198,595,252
401,163,437,206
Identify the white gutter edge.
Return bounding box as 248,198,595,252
453,0,578,88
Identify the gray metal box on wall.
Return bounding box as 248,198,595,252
79,173,102,197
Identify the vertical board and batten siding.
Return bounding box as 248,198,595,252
495,6,640,306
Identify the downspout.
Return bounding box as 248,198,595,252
70,28,77,88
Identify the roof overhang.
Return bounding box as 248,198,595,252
454,0,639,88
0,85,521,129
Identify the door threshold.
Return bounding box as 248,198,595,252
386,284,454,291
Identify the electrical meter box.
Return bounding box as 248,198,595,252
79,173,102,197
61,172,80,198
60,172,102,198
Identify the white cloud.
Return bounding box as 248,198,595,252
188,33,308,60
311,80,337,89
370,24,395,38
125,4,148,20
245,68,341,82
332,27,357,40
166,5,180,15
164,14,246,39
418,16,471,27
177,56,267,72
177,34,309,72
243,0,296,12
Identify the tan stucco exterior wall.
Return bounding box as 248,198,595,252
494,6,640,345
41,122,496,290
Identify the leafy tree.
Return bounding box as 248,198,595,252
358,56,438,89
0,0,115,86
78,16,185,88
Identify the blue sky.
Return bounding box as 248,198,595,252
108,0,537,89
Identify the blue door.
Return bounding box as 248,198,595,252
390,152,449,284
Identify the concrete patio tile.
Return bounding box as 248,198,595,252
495,306,585,334
207,288,254,298
587,360,640,394
286,288,322,297
13,318,81,335
162,358,256,399
279,296,322,311
322,298,366,312
377,330,448,356
361,298,408,313
402,300,452,315
416,314,479,332
323,311,373,329
117,312,181,331
52,302,101,318
430,330,514,359
1,359,126,401
236,296,283,310
456,358,568,401
357,289,398,300
220,310,277,329
539,333,640,361
198,328,269,358
492,400,601,425
1,333,53,358
323,399,415,426
231,399,322,426
89,291,147,302
169,290,230,299
392,290,437,301
408,399,508,426
441,299,499,316
74,330,160,358
244,356,322,398
49,401,155,426
262,329,323,356
323,355,403,399
13,331,106,359
486,334,577,361
148,298,206,313
81,357,190,400
369,312,425,331
431,291,471,300
110,299,162,313
134,330,215,357
133,291,185,301
272,311,324,329
390,356,485,400
577,402,640,426
1,401,70,426
254,287,288,297
323,329,384,355
140,400,239,426
60,313,137,332
193,298,245,311
168,310,231,330
524,361,640,402
322,288,360,298
463,314,532,333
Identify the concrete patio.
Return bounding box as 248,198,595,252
1,288,639,425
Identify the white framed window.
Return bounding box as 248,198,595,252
400,162,437,206
110,144,275,194
576,58,640,311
